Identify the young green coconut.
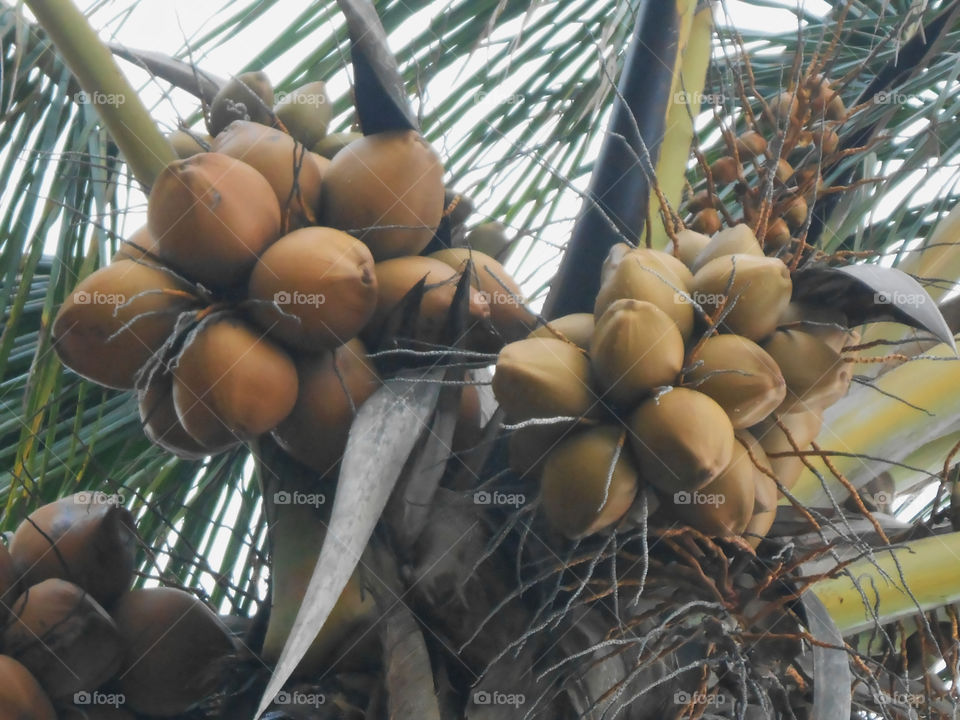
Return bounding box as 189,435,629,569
2,579,123,701
9,493,138,606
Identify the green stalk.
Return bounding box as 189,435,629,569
24,0,175,187
811,532,960,636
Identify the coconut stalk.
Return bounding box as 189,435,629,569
543,0,695,318
810,531,960,636
647,1,713,251
22,0,175,187
789,342,960,506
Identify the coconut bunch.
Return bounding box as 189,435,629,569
494,223,858,545
687,73,849,252
52,70,535,468
0,493,237,717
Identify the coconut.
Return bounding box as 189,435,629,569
690,208,721,235
363,256,491,347
247,226,378,351
493,337,600,422
452,384,483,454
628,387,735,494
272,340,380,473
52,260,198,389
312,131,362,159
110,225,158,263
691,254,793,341
172,317,298,446
710,156,739,184
508,422,579,479
665,440,756,537
590,299,684,407
208,71,274,136
0,655,56,720
0,543,18,623
3,579,123,700
274,81,332,148
166,129,209,159
594,247,695,341
211,120,324,230
139,375,237,458
111,587,235,716
739,432,778,548
763,218,792,251
736,131,767,160
9,493,137,606
751,409,823,491
782,194,809,230
683,334,786,428
763,329,852,413
665,229,712,269
528,313,595,350
464,221,509,258
319,130,445,260
148,152,282,289
429,248,536,344
691,223,763,272
776,302,853,353
540,425,639,538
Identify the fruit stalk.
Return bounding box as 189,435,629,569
24,0,175,187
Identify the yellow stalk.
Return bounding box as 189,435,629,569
648,1,712,250
897,203,960,303
789,343,960,506
811,531,960,635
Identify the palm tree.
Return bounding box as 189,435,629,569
2,0,960,717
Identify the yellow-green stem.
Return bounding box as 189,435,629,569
24,0,175,187
811,532,960,635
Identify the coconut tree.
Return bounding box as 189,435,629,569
2,0,960,718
